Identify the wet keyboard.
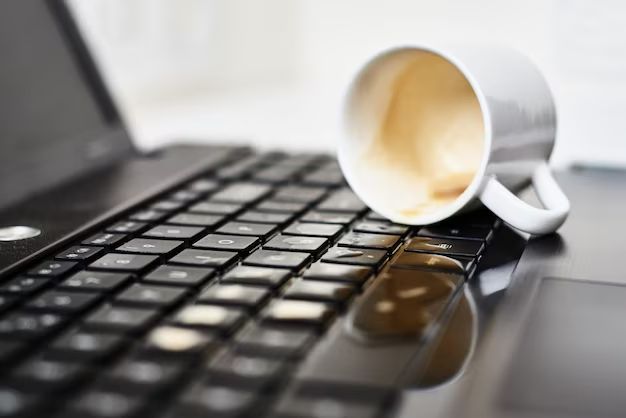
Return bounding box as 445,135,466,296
0,150,502,418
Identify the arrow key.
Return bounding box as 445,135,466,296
117,238,184,255
169,249,238,269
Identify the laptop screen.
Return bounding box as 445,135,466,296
0,0,134,209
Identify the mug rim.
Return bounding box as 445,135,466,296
339,45,493,225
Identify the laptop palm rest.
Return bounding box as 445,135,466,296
499,277,626,417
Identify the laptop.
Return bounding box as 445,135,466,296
2,1,625,418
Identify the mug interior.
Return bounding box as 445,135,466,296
341,48,487,224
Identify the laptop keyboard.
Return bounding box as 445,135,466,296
0,150,502,418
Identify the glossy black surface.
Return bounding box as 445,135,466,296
0,0,134,208
500,278,626,416
0,145,243,277
448,168,626,418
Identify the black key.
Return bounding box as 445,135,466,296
167,213,224,228
244,250,310,270
207,350,286,389
300,210,357,225
352,221,409,236
338,232,400,251
235,324,314,358
274,383,390,418
174,305,246,335
60,271,131,293
143,265,214,287
0,342,26,363
317,188,366,213
273,186,328,203
283,222,343,239
418,224,493,242
26,290,101,313
55,246,105,262
276,400,379,418
301,164,345,186
252,151,290,163
103,356,186,394
0,385,40,417
303,262,372,286
322,247,387,268
128,209,168,223
261,300,335,328
28,260,77,278
248,150,288,163
444,209,500,228
143,225,204,240
117,238,184,255
169,189,202,202
306,159,342,172
106,221,147,234
256,200,308,213
90,253,158,272
216,222,277,239
11,360,85,391
189,201,242,216
279,153,328,167
264,235,328,253
116,284,187,308
214,154,267,179
0,341,25,362
284,279,355,305
0,295,19,313
0,276,49,295
237,210,293,225
392,252,474,275
253,164,301,183
142,326,217,358
222,266,291,289
198,284,269,310
82,233,125,247
187,178,220,194
194,234,259,252
0,311,64,339
150,200,185,212
253,156,309,175
169,249,238,269
50,330,126,361
406,236,484,257
211,182,272,203
68,389,142,418
178,384,257,417
85,305,159,333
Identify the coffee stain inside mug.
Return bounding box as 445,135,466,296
360,52,484,218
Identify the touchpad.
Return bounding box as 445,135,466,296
500,278,626,417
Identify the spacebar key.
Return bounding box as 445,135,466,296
296,268,462,387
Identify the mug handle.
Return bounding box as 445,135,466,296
478,162,570,235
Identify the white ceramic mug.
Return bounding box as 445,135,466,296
339,45,570,235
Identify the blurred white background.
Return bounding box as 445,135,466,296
67,0,626,167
